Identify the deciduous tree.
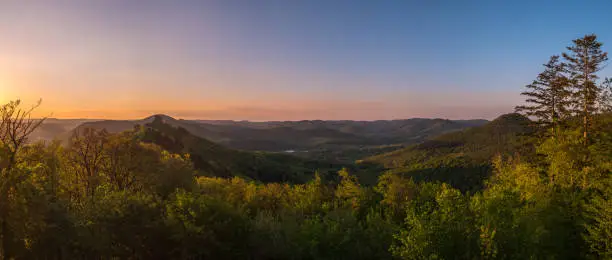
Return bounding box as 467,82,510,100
0,100,45,259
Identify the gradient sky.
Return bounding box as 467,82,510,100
1,1,611,120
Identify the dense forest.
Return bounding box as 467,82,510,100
29,114,487,163
0,34,611,259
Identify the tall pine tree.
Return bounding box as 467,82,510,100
562,34,608,143
516,55,572,137
599,77,612,113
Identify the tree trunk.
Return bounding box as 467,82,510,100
583,49,589,145
584,92,588,145
0,192,10,260
552,95,557,139
583,111,587,139
0,166,13,260
1,219,7,260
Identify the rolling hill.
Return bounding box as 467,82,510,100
50,115,488,162
195,118,489,145
138,115,344,183
362,113,537,190
29,118,97,142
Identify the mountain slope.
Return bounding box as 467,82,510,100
29,118,97,143
195,118,489,145
362,113,536,191
62,115,365,150
58,116,488,162
139,115,342,183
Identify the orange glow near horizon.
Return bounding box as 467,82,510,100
0,65,518,121
14,94,514,121
0,67,518,121
3,2,612,121
0,76,14,105
0,88,5,104
0,2,523,121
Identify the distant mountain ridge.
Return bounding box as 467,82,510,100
362,113,536,190
31,114,489,161
29,118,98,142
140,115,342,183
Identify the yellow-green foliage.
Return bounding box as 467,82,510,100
0,98,610,259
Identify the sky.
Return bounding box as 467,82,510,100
1,0,611,121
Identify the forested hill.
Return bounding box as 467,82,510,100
28,118,96,142
138,115,343,183
191,118,488,146
42,115,488,162
51,116,486,150
362,113,536,190
2,33,611,260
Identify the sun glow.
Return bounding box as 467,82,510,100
0,80,8,104
0,74,19,104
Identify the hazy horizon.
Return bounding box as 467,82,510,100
40,112,493,122
1,1,611,120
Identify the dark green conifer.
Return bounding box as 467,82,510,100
562,34,608,142
516,55,572,137
599,77,612,113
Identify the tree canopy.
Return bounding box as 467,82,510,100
0,34,611,259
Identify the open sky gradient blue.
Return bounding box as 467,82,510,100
1,1,611,120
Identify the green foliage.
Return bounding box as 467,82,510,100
164,190,250,259
583,177,612,258
364,113,536,191
601,78,612,113
2,42,611,260
70,189,166,258
54,115,486,164
1,119,611,259
563,34,609,142
392,183,479,259
516,55,572,137
375,172,417,221
140,115,344,184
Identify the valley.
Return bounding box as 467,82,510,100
31,114,488,163
2,2,612,258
